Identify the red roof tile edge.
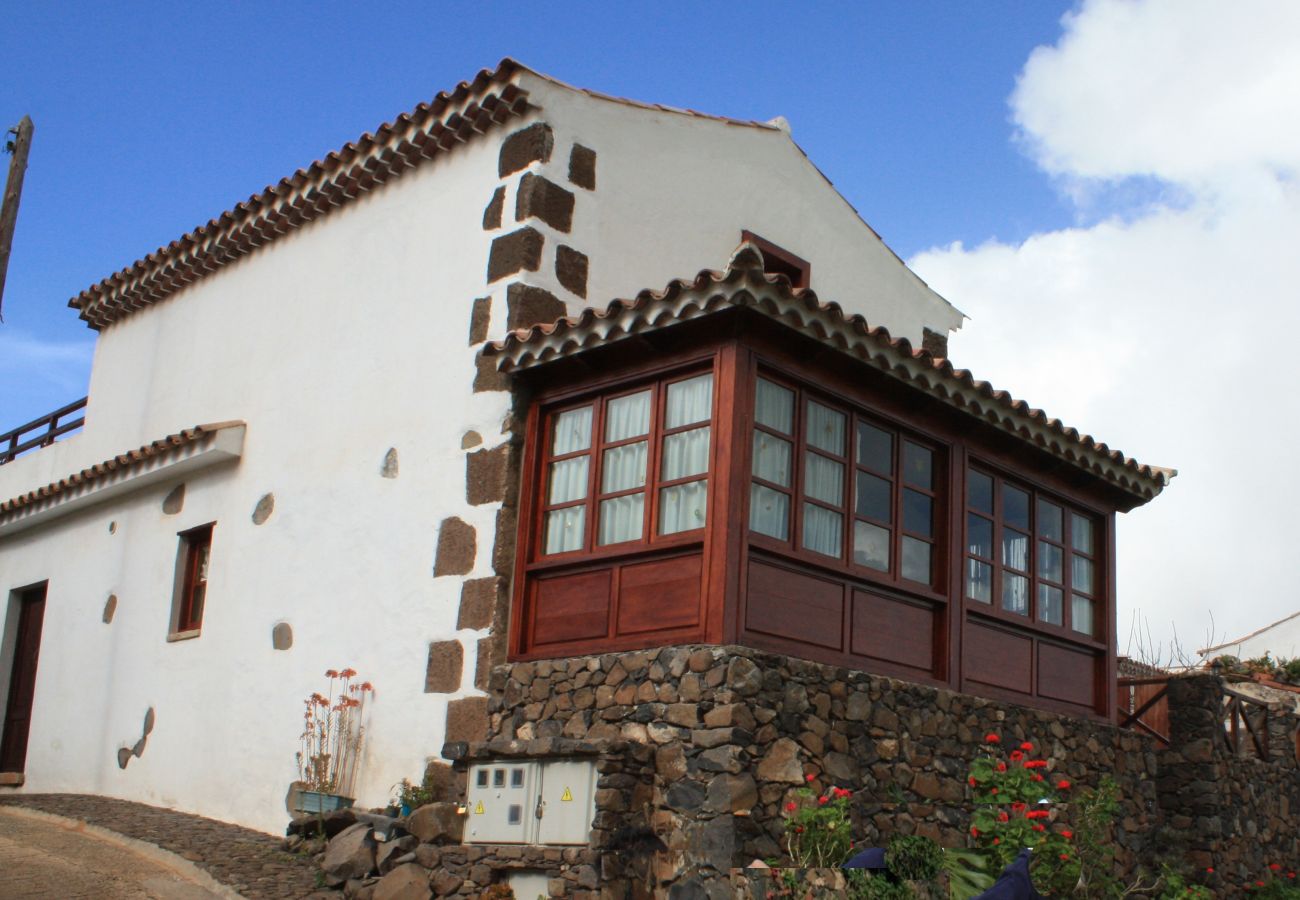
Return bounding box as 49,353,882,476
0,422,245,516
485,244,1174,503
69,60,532,331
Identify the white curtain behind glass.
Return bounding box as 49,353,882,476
663,427,710,480
553,406,593,455
545,507,585,554
548,457,589,504
606,391,651,441
661,481,707,535
602,442,647,493
755,379,794,433
599,494,644,545
750,484,789,539
803,504,841,556
666,375,713,428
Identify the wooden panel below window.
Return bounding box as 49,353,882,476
964,620,1033,693
1037,642,1097,708
850,590,934,672
746,561,843,650
531,570,611,647
617,555,702,635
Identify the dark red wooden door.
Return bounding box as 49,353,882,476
1,583,47,773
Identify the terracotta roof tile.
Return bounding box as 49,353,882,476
0,422,244,516
486,244,1174,505
70,60,532,330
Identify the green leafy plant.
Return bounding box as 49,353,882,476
942,848,995,900
393,767,441,811
781,776,854,867
966,734,1072,874
1156,865,1213,899
886,834,943,882
845,869,913,899
1240,863,1300,897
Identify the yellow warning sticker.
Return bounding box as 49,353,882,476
560,787,573,802
474,801,485,815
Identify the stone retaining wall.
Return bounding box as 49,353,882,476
485,645,1164,895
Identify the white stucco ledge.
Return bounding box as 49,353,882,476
0,422,246,539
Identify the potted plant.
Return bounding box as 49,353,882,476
295,667,373,813
393,769,440,817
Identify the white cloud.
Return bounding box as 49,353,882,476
910,0,1300,659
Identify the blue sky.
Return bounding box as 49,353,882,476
5,1,1300,654
1,2,1070,425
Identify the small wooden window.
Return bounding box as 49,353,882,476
741,231,811,289
538,370,714,557
174,524,213,633
749,373,941,589
965,470,1100,636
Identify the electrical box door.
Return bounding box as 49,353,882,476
506,871,550,900
536,758,597,845
465,761,538,843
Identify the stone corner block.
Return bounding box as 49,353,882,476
556,245,588,299
515,172,574,233
506,282,565,331
425,640,464,693
487,226,544,283
433,517,476,577
569,144,596,190
499,122,554,177
445,696,489,744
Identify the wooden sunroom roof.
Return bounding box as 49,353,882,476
485,243,1175,506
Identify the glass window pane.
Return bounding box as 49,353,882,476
598,493,644,545
605,390,651,441
802,504,842,557
855,471,892,523
1071,513,1095,554
659,481,707,535
755,379,794,434
806,402,846,455
1037,499,1063,542
901,537,931,583
753,432,792,487
1072,555,1095,594
856,422,892,473
663,427,710,481
548,457,589,504
1004,485,1030,531
1002,528,1029,572
1038,585,1063,625
903,489,932,537
804,454,844,505
968,470,993,514
1038,541,1063,583
666,374,713,429
544,506,585,554
967,514,993,559
966,559,992,603
903,442,933,489
853,521,890,571
1072,594,1095,636
750,484,790,540
600,442,647,493
1002,572,1029,616
552,406,593,455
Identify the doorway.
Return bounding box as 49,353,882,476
1,582,47,774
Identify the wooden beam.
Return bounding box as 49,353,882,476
0,115,35,320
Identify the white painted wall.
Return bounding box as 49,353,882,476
516,73,964,345
1201,612,1300,662
0,69,967,834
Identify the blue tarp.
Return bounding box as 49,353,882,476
973,850,1045,900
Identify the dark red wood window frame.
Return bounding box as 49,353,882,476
176,523,213,633
535,368,716,561
747,371,944,593
964,467,1102,638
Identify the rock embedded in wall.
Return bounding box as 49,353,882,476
460,430,483,449
481,186,505,230
443,696,488,744
465,444,510,506
498,122,554,177
252,492,274,525
456,577,504,631
466,297,491,346
102,593,117,624
486,226,544,283
161,483,185,514
568,144,596,190
556,245,588,298
271,622,293,650
471,350,508,394
425,641,464,693
433,517,475,577
504,283,564,331
381,448,399,479
514,173,575,233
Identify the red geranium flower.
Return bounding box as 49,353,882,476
805,773,816,783
1012,802,1026,812
970,826,979,837
785,802,797,813
1270,864,1282,872
1059,853,1070,862
1057,779,1071,790
1206,867,1214,874
997,761,1008,772
1032,774,1044,782
1020,742,1034,751
998,811,1009,822
1009,750,1024,762
984,733,1001,743
1033,824,1045,832
968,776,977,786
1060,830,1073,839
818,795,828,805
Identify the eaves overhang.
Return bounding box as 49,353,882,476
0,423,245,538
485,244,1175,508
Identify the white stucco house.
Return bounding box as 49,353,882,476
1199,611,1300,663
0,60,971,833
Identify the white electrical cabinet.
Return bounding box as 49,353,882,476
465,758,597,846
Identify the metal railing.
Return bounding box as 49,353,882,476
0,396,87,465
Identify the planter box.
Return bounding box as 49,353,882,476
295,790,354,814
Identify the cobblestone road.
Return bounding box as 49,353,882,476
0,795,320,899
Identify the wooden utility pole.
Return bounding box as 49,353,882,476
0,115,35,321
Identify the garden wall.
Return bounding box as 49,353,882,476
484,645,1165,896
